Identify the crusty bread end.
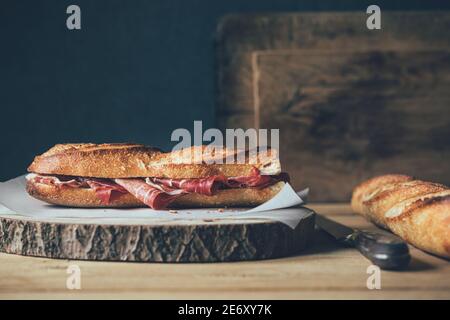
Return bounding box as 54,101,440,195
351,174,450,258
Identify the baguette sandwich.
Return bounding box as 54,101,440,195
26,143,289,209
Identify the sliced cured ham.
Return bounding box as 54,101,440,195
226,167,289,189
147,168,289,197
27,169,290,209
84,179,128,205
115,178,186,209
27,174,86,188
149,175,226,196
27,174,129,205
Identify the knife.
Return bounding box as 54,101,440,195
315,214,411,270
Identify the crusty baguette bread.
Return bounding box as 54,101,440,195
351,174,413,217
28,143,281,178
351,174,450,258
26,179,284,208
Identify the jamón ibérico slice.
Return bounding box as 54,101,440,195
149,175,226,196
226,168,289,189
115,178,186,210
29,174,86,188
28,174,128,205
85,179,128,205
147,169,289,196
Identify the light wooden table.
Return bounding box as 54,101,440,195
0,204,449,299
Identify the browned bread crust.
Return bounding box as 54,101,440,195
351,174,413,216
351,174,450,258
28,144,281,178
387,194,450,257
26,179,285,208
28,143,163,178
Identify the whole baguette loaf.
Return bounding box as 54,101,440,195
351,174,450,259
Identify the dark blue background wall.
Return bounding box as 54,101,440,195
0,0,449,180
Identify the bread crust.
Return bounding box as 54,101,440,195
351,174,413,216
28,143,163,179
28,144,281,178
26,179,285,209
351,174,450,258
362,180,448,228
387,194,450,258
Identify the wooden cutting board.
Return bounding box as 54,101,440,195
0,208,315,262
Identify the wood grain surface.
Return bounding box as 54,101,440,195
216,12,450,201
0,203,449,299
0,210,314,263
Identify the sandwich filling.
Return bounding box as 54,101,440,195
27,168,289,209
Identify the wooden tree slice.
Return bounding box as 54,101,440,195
0,209,315,262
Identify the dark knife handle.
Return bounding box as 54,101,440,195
349,231,411,270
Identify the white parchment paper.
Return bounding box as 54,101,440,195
0,175,311,228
